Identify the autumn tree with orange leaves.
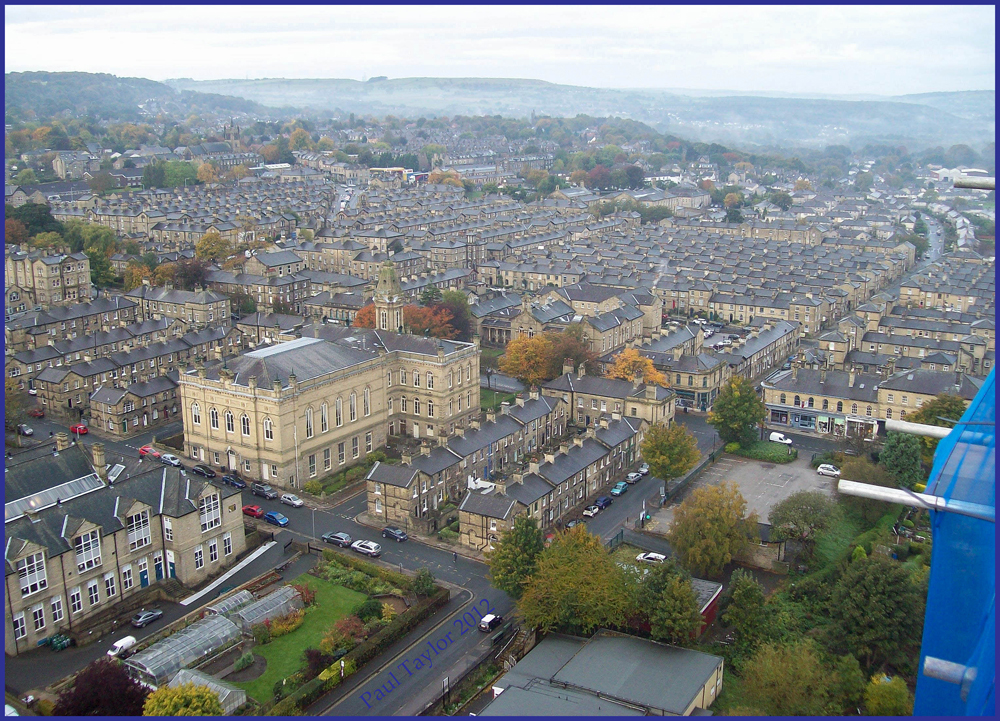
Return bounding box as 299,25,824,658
605,348,668,386
404,304,457,339
352,303,376,328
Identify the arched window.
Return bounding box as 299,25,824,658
108,419,114,430
210,407,219,429
780,393,786,404
851,403,858,415
335,398,343,427
363,387,371,416
448,370,454,388
321,403,329,432
350,392,357,422
263,417,273,441
388,397,394,414
466,364,471,381
413,370,420,387
225,410,234,432
401,397,408,413
426,373,434,389
822,399,829,410
241,414,250,436
414,398,421,415
191,402,201,425
808,397,814,408
305,408,314,438
886,408,893,419
837,401,843,413
427,400,434,417
900,410,906,419
794,395,801,407
387,370,393,387
400,369,407,385
866,405,873,417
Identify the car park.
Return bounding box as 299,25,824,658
191,464,216,478
478,613,504,632
130,609,164,628
626,472,642,483
263,511,289,527
251,483,278,499
322,532,353,547
281,493,304,508
595,496,613,509
242,505,264,518
636,552,667,564
382,526,408,542
69,424,88,434
138,445,160,458
159,453,182,467
638,463,650,476
222,474,246,489
582,505,601,518
351,539,382,557
611,481,629,496
817,464,841,477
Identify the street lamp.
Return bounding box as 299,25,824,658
311,507,316,541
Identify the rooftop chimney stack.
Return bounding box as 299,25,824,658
92,443,106,479
55,432,70,452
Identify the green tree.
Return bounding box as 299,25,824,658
667,481,757,577
53,659,150,716
640,422,700,485
30,231,65,250
440,290,473,342
837,457,900,525
720,568,767,650
14,168,38,185
827,555,924,668
741,640,837,716
519,526,629,634
831,654,867,714
87,171,117,194
487,515,545,600
863,674,913,716
142,683,223,716
419,285,443,306
769,191,793,211
194,230,232,262
6,202,63,236
708,376,766,445
412,568,436,596
142,161,166,189
641,561,702,645
767,491,835,555
163,161,198,188
878,431,925,488
909,393,968,463
86,247,115,287
854,171,874,192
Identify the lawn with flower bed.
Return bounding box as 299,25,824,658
235,575,366,703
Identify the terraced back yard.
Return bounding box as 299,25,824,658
235,576,366,703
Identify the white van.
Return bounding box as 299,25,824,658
769,432,793,445
107,635,137,658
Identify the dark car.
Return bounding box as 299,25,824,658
251,483,278,499
595,496,613,509
322,531,353,547
263,511,289,527
382,526,408,542
222,474,247,489
191,464,216,478
130,608,164,628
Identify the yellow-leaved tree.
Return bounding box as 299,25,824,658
605,347,667,386
142,683,223,716
498,335,555,388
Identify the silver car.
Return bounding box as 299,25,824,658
281,493,304,508
351,539,382,557
817,464,841,477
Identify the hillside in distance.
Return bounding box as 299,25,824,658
165,76,995,150
4,71,284,123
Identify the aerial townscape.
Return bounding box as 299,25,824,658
3,5,995,718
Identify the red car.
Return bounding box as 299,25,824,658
69,424,88,435
27,409,44,418
242,505,264,519
138,445,160,458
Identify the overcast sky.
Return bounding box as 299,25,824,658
5,5,995,96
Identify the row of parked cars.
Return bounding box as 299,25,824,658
579,463,650,519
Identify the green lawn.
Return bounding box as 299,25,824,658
236,576,366,703
481,388,518,412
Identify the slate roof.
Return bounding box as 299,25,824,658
196,337,376,387
766,368,881,403
365,461,417,488
458,490,520,520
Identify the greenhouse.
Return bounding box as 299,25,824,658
235,585,303,633
169,668,247,714
205,590,255,618
124,615,241,687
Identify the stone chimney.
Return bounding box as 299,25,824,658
791,361,799,380
437,433,448,447
92,443,106,478
486,411,496,424
469,419,480,430
272,378,282,394
55,432,70,452
529,388,540,401
454,426,465,437
528,461,540,474
420,442,432,456
562,358,575,376
611,411,622,421
573,435,586,447
493,479,506,495
515,395,525,407
544,452,556,464
646,383,658,400
848,370,856,388
401,450,413,465
500,401,511,415
599,418,609,429
512,472,524,486
886,356,897,378
632,373,642,390
820,368,827,384
577,362,586,377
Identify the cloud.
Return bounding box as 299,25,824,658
4,5,995,95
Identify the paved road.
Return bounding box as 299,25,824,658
8,415,182,465
675,413,843,458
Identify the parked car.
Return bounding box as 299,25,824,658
636,552,667,564
69,424,88,434
611,481,629,496
251,483,278,499
638,463,650,476
27,409,44,418
281,493,304,508
582,505,601,518
130,608,164,628
768,432,793,445
595,496,613,509
351,539,382,557
781,362,792,370
27,388,37,395
322,531,352,547
138,445,160,458
382,526,408,542
222,474,246,489
159,453,182,467
263,511,289,527
16,424,33,436
191,464,216,478
817,464,841,477
565,519,583,529
242,505,264,518
107,635,137,658
625,472,642,483
478,613,504,632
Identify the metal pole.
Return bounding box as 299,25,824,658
311,507,315,540
837,479,995,523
